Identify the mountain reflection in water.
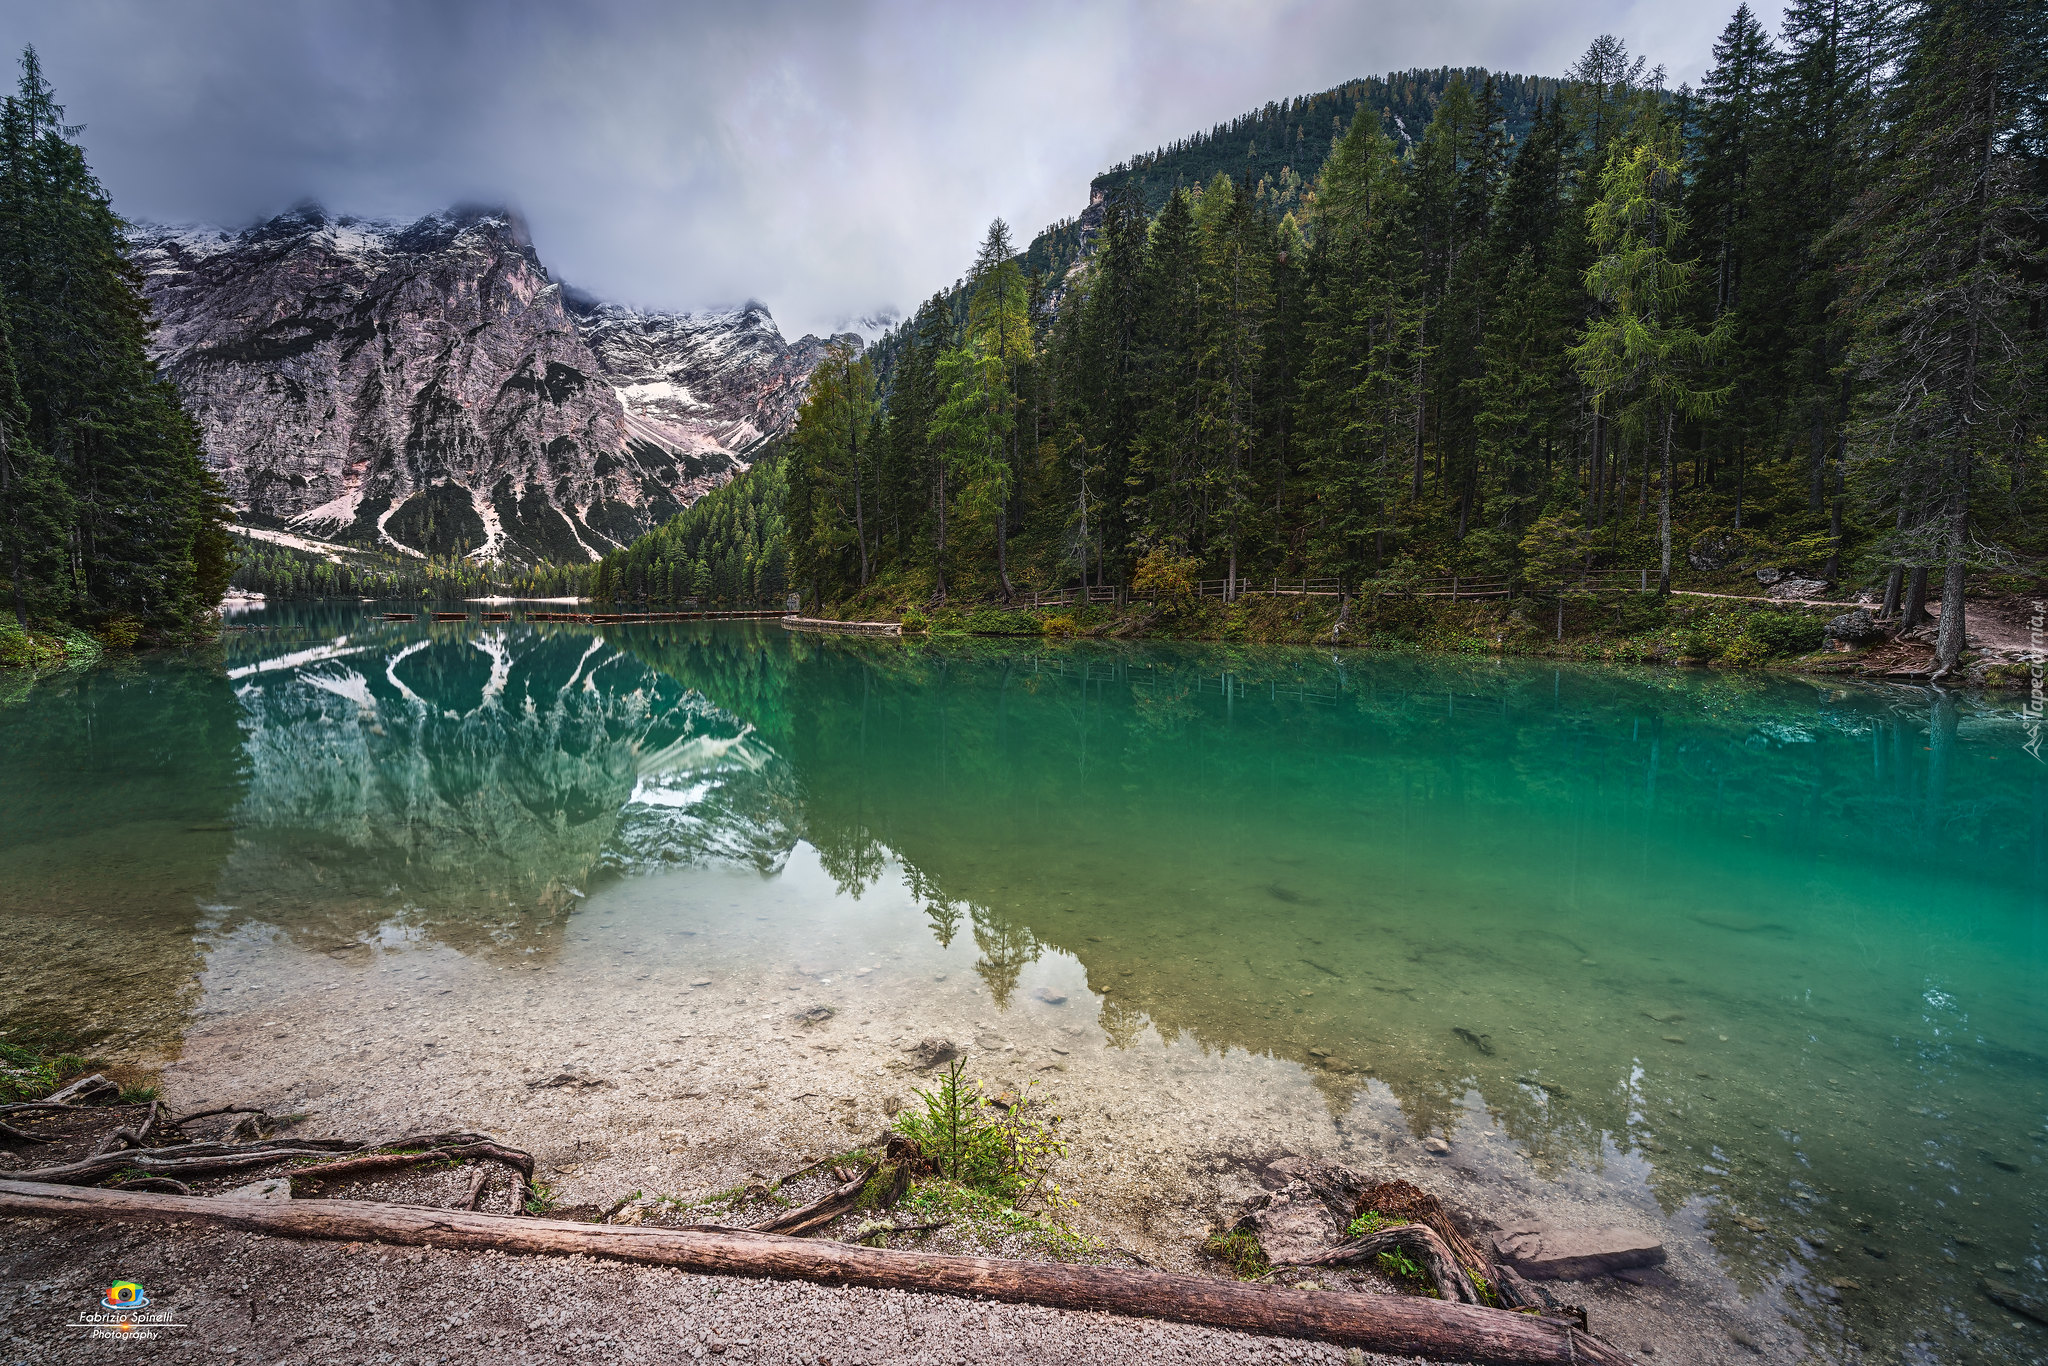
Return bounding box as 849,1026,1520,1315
219,622,797,953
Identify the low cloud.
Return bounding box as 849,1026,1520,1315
6,0,1780,336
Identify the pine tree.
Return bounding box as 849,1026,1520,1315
1130,189,1205,553
1570,104,1729,592
1193,175,1271,596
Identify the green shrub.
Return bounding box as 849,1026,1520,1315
1132,547,1200,614
1040,614,1078,638
98,616,144,650
1377,1246,1429,1286
1718,634,1773,669
896,1059,1068,1207
1742,612,1825,657
0,1040,98,1101
900,607,929,633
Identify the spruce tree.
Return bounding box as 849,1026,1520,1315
1839,0,2044,676
1570,104,1729,592
0,294,69,626
0,47,229,633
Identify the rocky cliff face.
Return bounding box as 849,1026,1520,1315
131,204,852,564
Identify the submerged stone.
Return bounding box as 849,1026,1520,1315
1494,1225,1666,1280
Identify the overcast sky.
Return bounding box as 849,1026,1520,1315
5,0,1783,338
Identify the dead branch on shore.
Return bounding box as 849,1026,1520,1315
4,1123,534,1207
168,1105,274,1128
42,1074,119,1106
285,1140,535,1198
0,1179,1633,1365
754,1164,880,1236
1279,1222,1482,1305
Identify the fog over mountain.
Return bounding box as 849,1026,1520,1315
5,0,1781,337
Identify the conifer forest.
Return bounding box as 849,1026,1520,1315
593,4,2048,682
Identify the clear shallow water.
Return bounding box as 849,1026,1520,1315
2,604,2044,1362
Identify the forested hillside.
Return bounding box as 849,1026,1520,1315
0,50,231,640
591,451,791,607
876,67,1561,379
604,3,2046,683
226,537,589,603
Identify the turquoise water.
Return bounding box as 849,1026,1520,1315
2,604,2043,1361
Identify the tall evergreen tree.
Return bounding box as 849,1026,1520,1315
0,294,69,626
0,47,230,632
1571,104,1729,592
1840,0,2044,676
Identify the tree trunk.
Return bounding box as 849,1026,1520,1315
851,424,869,588
996,488,1012,602
1657,407,1673,595
1899,566,1930,634
1931,558,1968,680
1412,309,1428,501
933,464,947,601
1881,567,1903,619
8,541,25,630
0,1180,1626,1366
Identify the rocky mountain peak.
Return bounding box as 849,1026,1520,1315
132,204,859,565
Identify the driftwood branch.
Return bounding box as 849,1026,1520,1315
43,1074,118,1106
7,1138,363,1187
754,1165,877,1236
286,1141,535,1195
0,1120,50,1144
0,1180,1631,1365
169,1105,273,1129
1280,1223,1482,1305
105,1177,193,1196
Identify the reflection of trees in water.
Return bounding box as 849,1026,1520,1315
0,659,244,1054
220,624,799,955
968,906,1038,1007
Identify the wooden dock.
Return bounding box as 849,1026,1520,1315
781,616,905,637
381,612,416,621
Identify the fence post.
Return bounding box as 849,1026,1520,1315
1640,568,1647,592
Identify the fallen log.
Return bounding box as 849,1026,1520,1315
0,1179,1630,1364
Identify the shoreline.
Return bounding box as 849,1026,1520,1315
0,859,1814,1365
779,588,2044,691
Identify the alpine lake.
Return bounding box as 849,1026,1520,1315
2,603,2042,1365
